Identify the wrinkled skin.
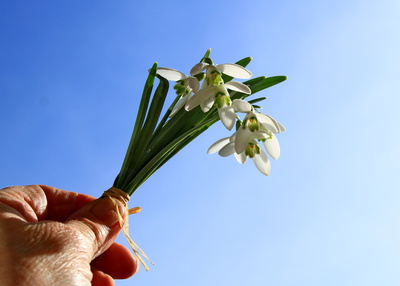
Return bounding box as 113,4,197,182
0,185,138,286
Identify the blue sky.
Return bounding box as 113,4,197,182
1,1,400,285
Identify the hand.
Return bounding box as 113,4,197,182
0,185,138,286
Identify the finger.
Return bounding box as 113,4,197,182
0,185,96,222
66,196,126,259
91,268,115,286
38,185,96,221
91,242,138,279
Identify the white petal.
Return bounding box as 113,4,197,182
253,151,271,176
214,84,229,96
200,94,215,112
169,95,189,117
224,81,251,94
229,132,237,142
188,77,200,92
215,63,252,79
277,121,286,132
232,99,252,113
256,113,280,133
185,87,214,111
218,106,236,130
264,114,285,133
190,62,209,76
253,130,270,140
218,142,236,157
208,137,230,154
234,152,247,164
263,134,280,159
235,127,253,154
157,68,187,81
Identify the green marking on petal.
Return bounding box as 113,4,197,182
208,70,223,86
214,92,225,108
255,144,261,154
248,116,260,132
225,96,231,106
246,142,262,158
214,91,225,98
245,142,256,158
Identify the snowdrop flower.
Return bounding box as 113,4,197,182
233,101,285,159
185,81,251,112
207,131,272,176
190,61,253,82
185,82,251,130
185,62,252,130
157,67,199,116
207,97,285,175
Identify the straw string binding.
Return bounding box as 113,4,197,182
101,187,153,271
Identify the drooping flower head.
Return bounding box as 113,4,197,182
156,67,199,117
232,100,285,159
207,98,285,175
185,59,253,130
208,130,272,176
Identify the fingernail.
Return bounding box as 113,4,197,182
90,197,126,228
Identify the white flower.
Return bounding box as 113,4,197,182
185,82,251,111
233,101,285,158
207,132,272,176
185,63,252,130
232,100,285,132
207,97,284,175
157,67,199,116
190,62,252,81
185,82,251,130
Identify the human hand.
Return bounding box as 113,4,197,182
0,185,138,286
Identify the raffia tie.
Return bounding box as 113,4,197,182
102,187,153,271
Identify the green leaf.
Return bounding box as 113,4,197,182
248,97,268,104
123,115,219,194
250,76,287,94
146,103,193,152
140,106,205,170
152,92,182,136
122,75,170,180
114,63,158,187
229,76,287,101
138,75,169,146
244,76,266,87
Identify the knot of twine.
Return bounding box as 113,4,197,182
102,187,153,271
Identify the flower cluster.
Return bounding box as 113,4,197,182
157,55,285,176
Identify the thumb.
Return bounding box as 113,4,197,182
66,197,126,259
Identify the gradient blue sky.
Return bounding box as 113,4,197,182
1,1,400,285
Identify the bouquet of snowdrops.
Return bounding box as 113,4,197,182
104,49,286,269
